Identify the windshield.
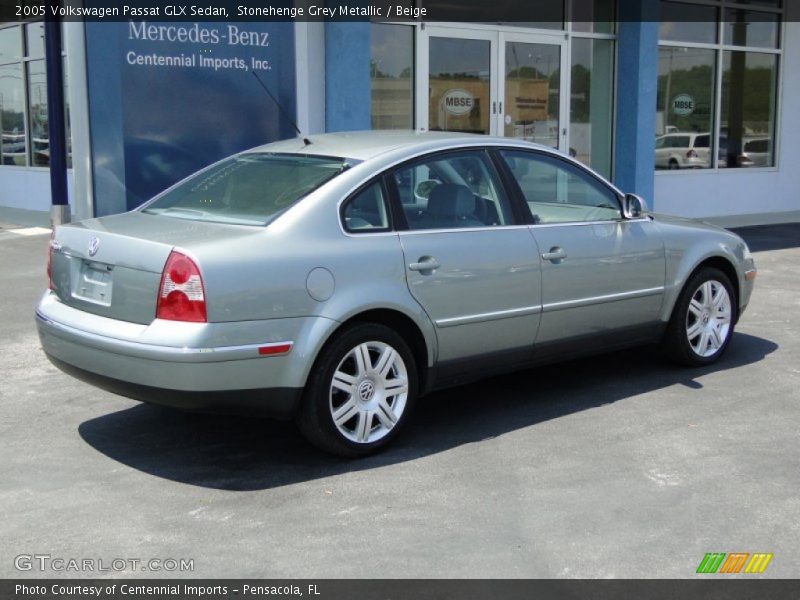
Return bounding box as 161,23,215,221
141,153,349,225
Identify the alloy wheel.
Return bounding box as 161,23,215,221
686,280,732,358
329,341,409,444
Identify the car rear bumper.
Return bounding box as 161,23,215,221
44,354,301,419
36,291,336,417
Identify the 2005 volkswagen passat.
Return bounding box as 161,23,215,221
37,132,757,456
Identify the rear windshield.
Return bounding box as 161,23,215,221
141,153,350,225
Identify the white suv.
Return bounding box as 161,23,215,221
655,132,711,169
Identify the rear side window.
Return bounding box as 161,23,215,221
392,151,514,230
142,153,349,225
342,182,391,233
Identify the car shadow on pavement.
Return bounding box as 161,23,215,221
731,222,800,252
78,332,777,491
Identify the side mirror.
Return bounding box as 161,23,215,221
622,193,648,219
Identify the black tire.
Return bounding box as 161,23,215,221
296,323,418,458
668,159,680,170
663,266,737,367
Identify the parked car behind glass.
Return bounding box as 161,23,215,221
655,132,712,169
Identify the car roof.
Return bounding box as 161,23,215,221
244,130,554,162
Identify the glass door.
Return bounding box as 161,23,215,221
416,28,569,150
419,27,498,135
498,33,569,151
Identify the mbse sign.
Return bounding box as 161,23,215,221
672,93,695,117
442,89,474,116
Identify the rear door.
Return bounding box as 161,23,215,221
390,149,542,369
495,149,666,353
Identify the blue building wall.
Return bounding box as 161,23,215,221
613,1,660,205
325,22,371,132
84,21,296,215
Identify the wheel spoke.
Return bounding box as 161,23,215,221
331,370,357,394
689,298,704,318
354,343,372,377
687,321,703,340
384,378,408,398
333,399,359,426
701,281,713,307
712,285,726,309
376,399,398,429
375,346,397,378
697,330,710,354
709,325,723,350
356,410,372,442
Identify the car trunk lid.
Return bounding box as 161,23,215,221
49,212,260,324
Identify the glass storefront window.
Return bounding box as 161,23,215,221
27,59,48,167
720,51,777,168
370,24,414,130
656,47,716,170
428,37,491,134
0,21,71,169
25,22,45,60
64,55,71,168
723,9,780,49
0,62,26,165
657,2,781,172
0,24,21,63
571,0,615,35
569,38,614,178
504,41,561,148
659,2,718,44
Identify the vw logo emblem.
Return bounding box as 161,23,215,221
87,237,100,257
358,380,375,402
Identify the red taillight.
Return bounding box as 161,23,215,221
156,251,206,322
687,149,698,158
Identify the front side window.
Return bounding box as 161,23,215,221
142,153,349,225
499,150,620,224
393,151,513,230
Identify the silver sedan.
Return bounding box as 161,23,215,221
36,132,757,456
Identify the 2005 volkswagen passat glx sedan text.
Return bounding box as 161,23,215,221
37,132,757,456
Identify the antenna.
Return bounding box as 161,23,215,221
251,70,306,141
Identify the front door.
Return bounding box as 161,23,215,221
494,148,667,351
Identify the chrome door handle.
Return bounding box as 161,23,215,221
409,257,440,272
542,247,567,262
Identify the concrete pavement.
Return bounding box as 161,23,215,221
1,224,798,578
